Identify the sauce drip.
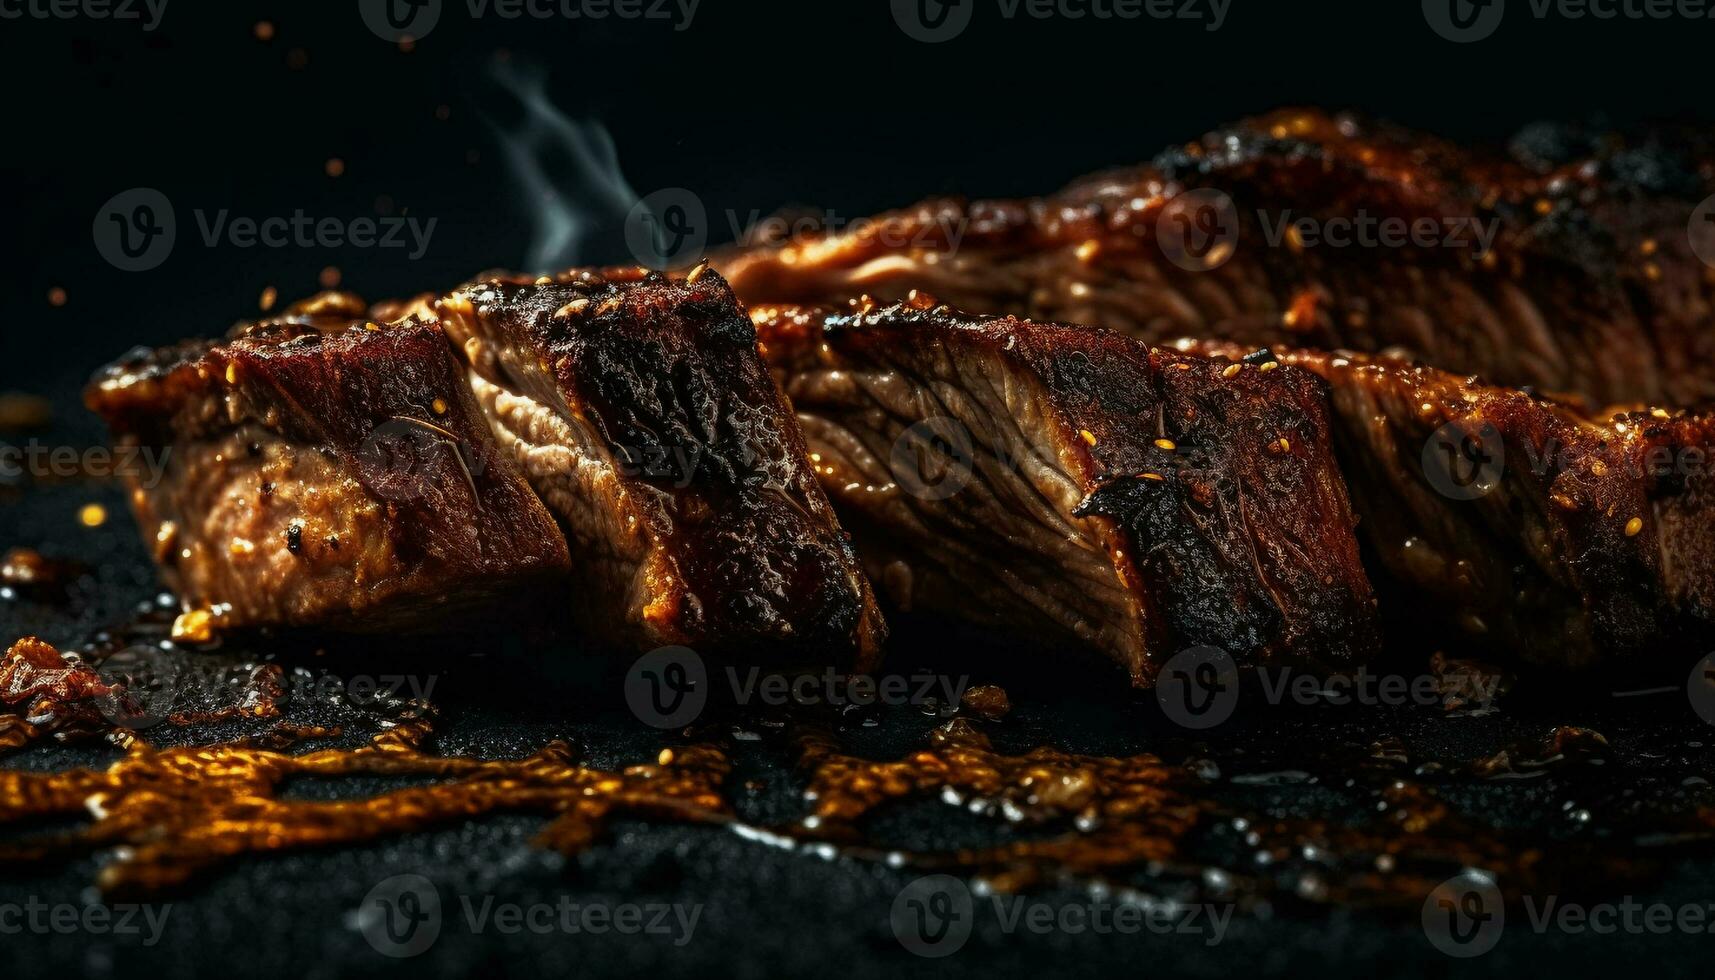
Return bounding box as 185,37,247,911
0,636,1702,911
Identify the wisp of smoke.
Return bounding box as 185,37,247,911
484,62,641,273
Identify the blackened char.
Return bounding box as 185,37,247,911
717,109,1715,406
753,299,1379,686
1181,341,1715,670
85,292,572,633
431,268,886,669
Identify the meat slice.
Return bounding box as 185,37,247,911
428,268,886,668
751,299,1380,686
718,109,1715,406
1179,341,1715,670
86,293,571,633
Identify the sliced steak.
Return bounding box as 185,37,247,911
718,109,1715,406
1179,341,1715,670
86,293,571,633
429,268,886,668
752,298,1379,686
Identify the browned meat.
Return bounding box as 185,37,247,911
752,298,1379,686
86,293,571,633
427,268,886,668
1181,341,1715,670
718,109,1715,407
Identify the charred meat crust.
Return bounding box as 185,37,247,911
716,108,1715,407
755,299,1379,685
432,268,886,668
1182,341,1715,669
85,294,572,633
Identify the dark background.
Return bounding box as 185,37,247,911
2,0,1708,396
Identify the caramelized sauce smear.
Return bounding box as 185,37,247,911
0,635,1702,912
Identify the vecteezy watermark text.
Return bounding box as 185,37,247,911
0,897,172,946
0,0,167,29
359,0,700,42
0,442,171,488
891,875,1232,957
94,188,436,272
891,0,1232,43
1155,646,1506,729
354,874,700,957
624,646,968,728
1424,0,1715,43
1423,871,1715,957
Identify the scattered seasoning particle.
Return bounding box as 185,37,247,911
47,287,67,307
1278,438,1291,453
1075,240,1101,263
364,321,382,332
1590,460,1608,477
254,21,274,41
554,298,589,318
319,266,342,289
79,504,107,528
226,363,240,384
1154,438,1177,451
431,397,449,415
1534,199,1553,216
260,481,275,497
1259,361,1279,372
1625,517,1644,537
325,158,345,178
1139,472,1165,482
286,523,304,555
657,748,676,765
1222,363,1242,378
1079,429,1098,446
685,262,709,284
172,608,215,644
259,286,278,311
596,297,622,316
1643,262,1662,282
230,538,256,556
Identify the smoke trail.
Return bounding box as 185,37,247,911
485,62,641,273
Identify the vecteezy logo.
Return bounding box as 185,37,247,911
1688,195,1715,269
1423,0,1505,42
1421,420,1505,501
1422,871,1504,957
624,188,708,270
359,0,441,42
1155,645,1239,729
891,875,974,957
94,645,182,730
625,646,708,728
890,417,977,501
1688,652,1715,726
1156,189,1239,272
356,416,479,504
93,188,176,272
891,0,972,43
356,874,442,958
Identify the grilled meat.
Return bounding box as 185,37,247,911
428,268,886,668
718,109,1715,407
1182,341,1715,669
86,293,571,633
752,299,1380,686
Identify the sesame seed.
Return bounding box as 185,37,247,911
1625,517,1644,537
1154,438,1177,451
1222,363,1242,379
1080,429,1098,446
